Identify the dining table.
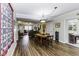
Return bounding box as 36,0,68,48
35,33,53,47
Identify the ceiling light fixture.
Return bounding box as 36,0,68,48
40,5,58,22
54,6,58,9
40,14,46,23
40,20,46,23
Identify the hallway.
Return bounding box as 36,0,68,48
13,34,79,56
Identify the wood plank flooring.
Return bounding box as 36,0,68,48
13,36,79,56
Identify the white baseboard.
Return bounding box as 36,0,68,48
59,40,66,43
67,43,79,48
6,42,17,56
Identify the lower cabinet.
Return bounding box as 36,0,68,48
69,34,76,44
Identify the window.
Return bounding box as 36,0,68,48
25,25,32,31
28,26,32,30
25,26,29,31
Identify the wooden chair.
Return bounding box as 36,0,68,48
45,35,53,47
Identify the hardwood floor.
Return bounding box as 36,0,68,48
13,36,79,56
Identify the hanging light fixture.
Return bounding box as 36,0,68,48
40,4,58,23
40,12,46,23
40,20,46,23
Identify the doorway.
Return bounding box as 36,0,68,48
67,19,79,45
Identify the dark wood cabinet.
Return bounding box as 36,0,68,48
69,34,76,44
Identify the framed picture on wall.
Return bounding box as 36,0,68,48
68,25,77,31
55,23,60,28
68,25,73,30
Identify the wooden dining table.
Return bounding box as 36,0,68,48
35,34,53,46
35,33,50,46
35,34,48,38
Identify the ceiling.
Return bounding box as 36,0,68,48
14,3,79,21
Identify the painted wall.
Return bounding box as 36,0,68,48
46,22,54,35
46,9,79,43
53,19,65,42
18,25,25,33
